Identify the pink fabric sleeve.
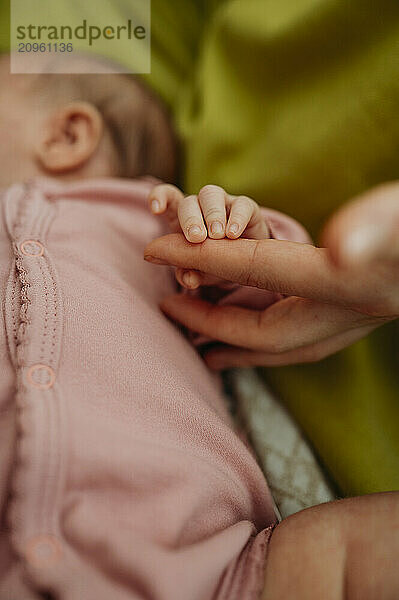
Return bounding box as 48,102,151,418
262,207,312,245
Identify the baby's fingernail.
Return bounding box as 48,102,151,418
210,221,224,235
228,223,239,236
187,225,204,240
144,254,168,265
182,271,200,289
151,199,161,213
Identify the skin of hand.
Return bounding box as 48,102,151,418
144,183,399,369
148,183,270,289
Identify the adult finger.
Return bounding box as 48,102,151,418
160,293,373,352
322,182,399,267
145,234,364,308
177,195,207,242
204,322,379,369
198,185,227,239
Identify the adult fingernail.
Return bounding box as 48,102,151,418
210,221,224,235
144,255,168,265
151,200,161,213
228,223,239,236
187,225,204,240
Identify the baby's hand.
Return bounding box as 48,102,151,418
148,184,270,289
148,184,269,242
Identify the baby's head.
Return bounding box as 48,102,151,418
0,54,176,188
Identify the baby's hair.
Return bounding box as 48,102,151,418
28,54,177,182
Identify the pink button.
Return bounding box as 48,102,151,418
25,535,63,568
26,364,56,390
20,240,44,257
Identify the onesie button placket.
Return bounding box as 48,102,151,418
26,364,56,390
25,535,63,569
19,239,45,257
3,182,66,589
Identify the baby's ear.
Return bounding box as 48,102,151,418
35,102,103,174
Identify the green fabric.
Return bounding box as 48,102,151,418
1,1,398,495
177,0,399,496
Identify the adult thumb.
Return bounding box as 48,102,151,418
322,182,399,268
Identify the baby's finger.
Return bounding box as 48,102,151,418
148,184,184,215
175,268,226,289
178,195,207,243
198,185,226,239
226,196,269,239
176,268,202,289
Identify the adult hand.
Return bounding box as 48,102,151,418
144,183,399,369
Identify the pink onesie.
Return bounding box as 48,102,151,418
0,178,308,600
